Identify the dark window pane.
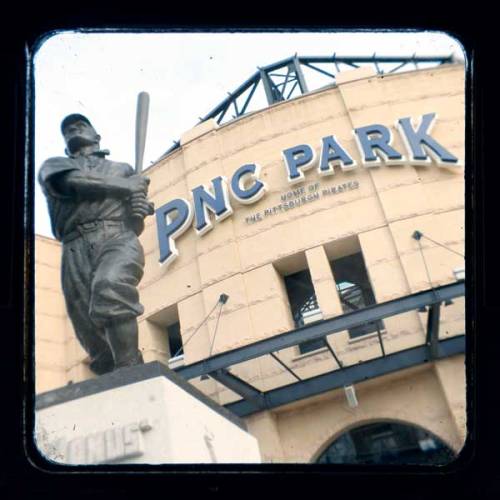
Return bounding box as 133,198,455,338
284,269,319,328
348,319,385,339
331,253,384,339
167,321,183,356
298,337,326,355
283,269,324,353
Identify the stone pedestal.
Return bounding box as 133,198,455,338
35,362,261,464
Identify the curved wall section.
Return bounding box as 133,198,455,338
138,64,464,370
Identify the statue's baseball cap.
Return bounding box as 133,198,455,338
60,114,93,134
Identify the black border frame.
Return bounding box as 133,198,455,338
2,13,492,498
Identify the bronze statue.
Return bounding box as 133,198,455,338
38,114,154,375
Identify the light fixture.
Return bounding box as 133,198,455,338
167,354,185,370
453,267,465,281
412,230,423,241
344,385,358,408
302,307,323,325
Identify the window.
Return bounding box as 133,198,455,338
167,321,183,358
283,269,326,354
330,252,383,339
146,303,183,363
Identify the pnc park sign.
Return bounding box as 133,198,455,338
155,113,461,267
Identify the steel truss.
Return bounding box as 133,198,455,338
162,53,456,157
174,281,465,417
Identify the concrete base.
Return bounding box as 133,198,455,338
35,362,261,464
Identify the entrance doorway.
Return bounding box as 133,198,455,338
316,421,455,465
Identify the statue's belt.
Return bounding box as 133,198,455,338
62,219,128,244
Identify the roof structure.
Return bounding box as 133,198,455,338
161,53,457,158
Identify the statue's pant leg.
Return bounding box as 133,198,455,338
89,230,145,368
61,238,114,375
104,318,144,368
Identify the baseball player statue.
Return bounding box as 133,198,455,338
38,114,154,375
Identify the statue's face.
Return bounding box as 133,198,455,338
63,119,100,154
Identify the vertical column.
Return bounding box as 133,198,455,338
305,245,343,319
178,292,221,403
245,411,285,462
434,356,467,449
358,227,411,303
259,68,279,105
178,292,212,363
305,245,347,357
65,322,94,386
138,320,169,365
358,227,425,349
292,55,308,94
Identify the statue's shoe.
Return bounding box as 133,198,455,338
89,350,115,375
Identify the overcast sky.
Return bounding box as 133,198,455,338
33,31,464,238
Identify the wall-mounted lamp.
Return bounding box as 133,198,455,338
453,267,465,281
344,385,358,408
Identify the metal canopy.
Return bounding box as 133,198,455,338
225,336,465,417
174,281,465,417
161,53,456,158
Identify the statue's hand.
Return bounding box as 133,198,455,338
130,192,155,218
128,175,150,196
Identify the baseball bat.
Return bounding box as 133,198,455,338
131,92,152,234
135,91,150,174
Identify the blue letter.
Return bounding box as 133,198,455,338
318,135,356,175
192,176,233,236
230,163,267,204
156,198,193,266
354,124,404,166
397,113,459,165
282,144,316,184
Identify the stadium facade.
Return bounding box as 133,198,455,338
35,61,466,464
